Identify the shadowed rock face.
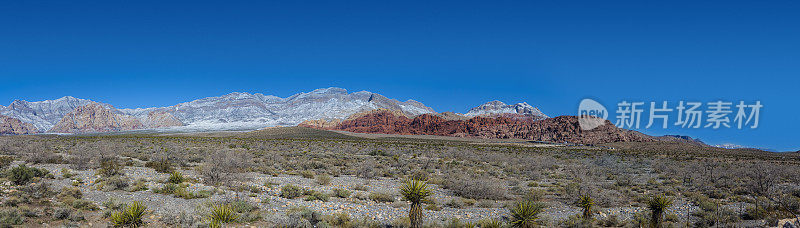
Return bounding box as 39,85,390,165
48,103,144,133
0,115,38,135
305,110,654,144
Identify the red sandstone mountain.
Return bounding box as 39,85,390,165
301,109,654,145
48,103,184,133
0,115,38,135
48,103,145,133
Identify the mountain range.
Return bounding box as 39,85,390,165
301,110,653,144
0,87,549,135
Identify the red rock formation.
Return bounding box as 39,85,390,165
48,103,144,133
299,108,407,129
306,110,654,145
0,115,38,135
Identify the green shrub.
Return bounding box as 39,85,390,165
174,188,212,199
368,192,395,203
0,156,14,169
743,206,767,220
103,198,126,211
445,198,465,208
154,183,179,195
7,165,49,185
101,176,130,191
61,168,75,179
332,188,351,198
478,219,505,228
167,171,185,184
425,204,443,211
280,184,303,199
0,209,24,226
226,200,259,214
72,199,99,211
145,159,174,173
98,157,123,177
300,170,315,179
57,187,83,203
325,212,352,227
109,201,146,227
127,179,148,192
304,190,330,202
316,175,332,185
353,185,368,191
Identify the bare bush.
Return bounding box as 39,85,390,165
69,150,96,170
441,174,507,200
199,150,253,186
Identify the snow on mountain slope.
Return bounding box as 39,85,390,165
464,100,548,120
2,88,547,133
0,96,103,131
118,87,435,131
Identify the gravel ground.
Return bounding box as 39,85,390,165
32,163,705,225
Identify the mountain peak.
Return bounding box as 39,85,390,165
312,87,348,94
484,100,507,106
2,87,436,134
465,100,548,119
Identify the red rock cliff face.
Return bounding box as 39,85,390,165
0,115,38,135
48,103,145,133
309,110,653,144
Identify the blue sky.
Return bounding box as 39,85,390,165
1,1,798,151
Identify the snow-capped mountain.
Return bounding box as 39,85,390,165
464,100,548,120
1,87,436,133
119,87,434,131
713,143,749,149
713,143,777,152
0,96,102,131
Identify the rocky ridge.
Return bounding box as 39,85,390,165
0,96,97,131
1,87,436,134
302,109,653,145
0,115,38,135
48,103,146,133
464,100,548,120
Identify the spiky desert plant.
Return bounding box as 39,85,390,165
208,203,237,227
647,195,673,228
109,201,146,227
577,194,594,219
509,200,543,228
400,178,433,228
167,171,185,184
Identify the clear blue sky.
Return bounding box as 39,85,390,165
1,1,798,151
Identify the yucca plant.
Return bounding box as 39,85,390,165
167,171,185,184
577,195,594,219
509,200,543,228
647,195,673,228
208,203,238,227
109,201,146,227
400,178,433,228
